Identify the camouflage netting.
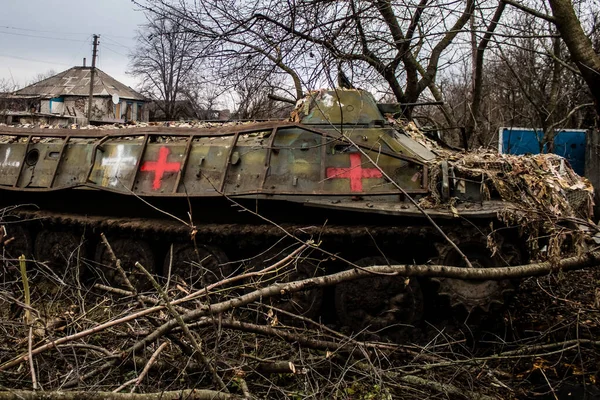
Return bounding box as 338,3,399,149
394,120,596,260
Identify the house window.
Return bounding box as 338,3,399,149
49,97,64,114
136,103,143,121
126,102,133,121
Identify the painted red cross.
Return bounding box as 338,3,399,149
326,153,382,192
140,147,181,190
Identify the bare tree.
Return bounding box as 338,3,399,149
133,0,484,118
464,1,507,147
418,1,594,149
504,0,600,119
0,78,17,93
26,69,57,86
231,76,293,120
179,79,225,120
128,14,203,120
132,0,309,104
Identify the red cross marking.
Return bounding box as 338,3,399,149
326,152,382,192
140,147,181,190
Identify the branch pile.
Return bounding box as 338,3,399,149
1,239,600,399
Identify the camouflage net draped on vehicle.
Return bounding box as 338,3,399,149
396,120,595,260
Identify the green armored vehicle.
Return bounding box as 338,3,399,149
0,89,592,334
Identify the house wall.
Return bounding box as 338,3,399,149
0,97,38,113
110,100,149,123
62,97,148,123
40,98,65,115
2,95,148,124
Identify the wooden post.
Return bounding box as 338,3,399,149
87,34,99,124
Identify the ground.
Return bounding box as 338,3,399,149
1,252,599,399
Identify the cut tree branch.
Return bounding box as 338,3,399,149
4,249,600,372
0,390,241,400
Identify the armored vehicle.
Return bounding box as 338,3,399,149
0,89,592,335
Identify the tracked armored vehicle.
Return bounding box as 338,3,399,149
0,89,593,335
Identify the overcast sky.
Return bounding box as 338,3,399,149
0,0,147,90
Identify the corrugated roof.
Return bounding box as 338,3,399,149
15,66,146,101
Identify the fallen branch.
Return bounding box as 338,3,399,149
4,250,600,372
100,233,136,294
19,255,38,390
398,375,495,400
134,261,228,393
0,390,241,400
113,342,168,393
127,251,600,355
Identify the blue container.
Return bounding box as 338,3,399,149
499,127,587,176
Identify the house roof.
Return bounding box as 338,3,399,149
14,66,147,101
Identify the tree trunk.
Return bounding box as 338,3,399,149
467,1,506,146
548,0,600,118
586,127,600,217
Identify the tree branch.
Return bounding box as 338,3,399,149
502,0,556,23
0,390,240,400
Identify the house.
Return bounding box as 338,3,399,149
0,66,149,125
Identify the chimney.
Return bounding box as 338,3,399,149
83,58,87,67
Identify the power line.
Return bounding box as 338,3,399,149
0,30,88,42
0,25,89,35
103,36,132,49
102,44,129,58
68,35,93,67
103,33,138,40
0,54,72,66
0,25,136,43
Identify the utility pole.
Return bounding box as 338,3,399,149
87,34,99,124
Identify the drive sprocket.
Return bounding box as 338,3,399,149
34,229,87,283
246,245,324,320
165,243,232,289
335,256,423,337
432,232,522,311
95,238,155,291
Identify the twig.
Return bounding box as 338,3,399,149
92,284,191,314
19,255,38,391
502,0,556,23
57,343,116,358
100,233,136,294
131,342,168,393
112,378,137,394
113,342,169,393
62,360,115,389
27,327,37,390
0,390,241,400
539,368,559,400
99,236,202,366
5,250,600,372
178,243,308,303
134,261,229,393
